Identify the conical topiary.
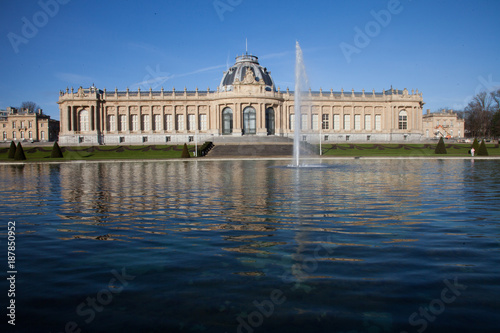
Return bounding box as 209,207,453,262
477,140,489,156
181,143,191,158
7,141,16,159
434,137,447,154
472,138,479,151
50,142,64,158
14,142,26,161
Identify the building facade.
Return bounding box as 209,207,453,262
1,107,59,142
422,109,465,139
58,54,425,145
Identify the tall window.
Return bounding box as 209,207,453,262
199,114,207,131
41,131,45,140
222,108,233,134
354,115,361,130
165,114,173,131
107,115,116,132
322,114,329,130
312,114,319,131
12,132,16,140
154,114,161,131
375,115,381,130
29,121,32,128
343,115,350,130
3,132,6,140
21,121,25,128
142,115,150,131
398,110,408,130
131,115,138,131
301,114,307,130
20,131,24,139
176,114,185,131
333,114,340,130
290,114,295,131
29,131,32,140
364,115,371,130
188,114,195,131
79,110,89,131
119,115,127,131
12,121,16,129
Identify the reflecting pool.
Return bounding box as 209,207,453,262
1,159,499,332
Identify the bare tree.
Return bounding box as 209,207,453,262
465,91,495,138
20,101,40,113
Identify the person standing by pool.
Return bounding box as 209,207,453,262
471,147,475,157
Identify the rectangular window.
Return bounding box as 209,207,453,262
119,115,127,132
3,132,7,140
176,114,185,131
375,115,381,131
29,121,32,128
199,114,207,131
12,132,16,140
154,114,161,131
301,114,307,130
290,114,295,130
20,131,24,139
333,114,340,130
312,114,319,131
12,121,16,129
165,115,173,131
354,115,361,130
142,115,150,131
322,114,329,130
107,115,116,132
364,115,371,130
131,115,138,131
399,115,407,130
188,114,195,131
119,137,125,143
343,115,350,130
21,121,25,128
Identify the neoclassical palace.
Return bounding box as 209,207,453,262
58,53,425,145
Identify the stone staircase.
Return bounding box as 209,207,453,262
206,144,293,157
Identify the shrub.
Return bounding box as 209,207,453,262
181,143,191,158
50,142,64,158
477,140,489,156
14,142,27,161
8,141,16,159
434,137,447,154
472,138,479,151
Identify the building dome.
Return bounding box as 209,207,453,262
219,54,275,92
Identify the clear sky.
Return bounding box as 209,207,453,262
1,0,499,120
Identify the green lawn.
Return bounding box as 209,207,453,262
0,145,195,162
320,143,500,157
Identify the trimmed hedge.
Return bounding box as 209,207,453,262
181,143,191,158
14,142,26,160
434,137,447,154
477,140,489,156
50,142,64,158
8,141,16,159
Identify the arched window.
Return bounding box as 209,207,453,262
222,107,233,135
266,108,275,135
79,109,89,132
243,107,256,135
398,110,408,130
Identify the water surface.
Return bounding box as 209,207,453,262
1,159,499,332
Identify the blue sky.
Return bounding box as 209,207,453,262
1,0,499,120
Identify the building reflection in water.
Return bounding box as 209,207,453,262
1,159,469,280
